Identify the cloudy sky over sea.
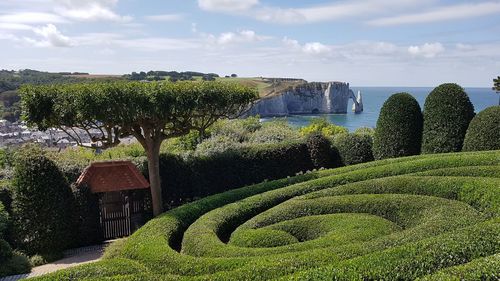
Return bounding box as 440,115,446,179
0,0,499,86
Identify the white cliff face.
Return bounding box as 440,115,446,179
352,90,363,113
247,81,362,117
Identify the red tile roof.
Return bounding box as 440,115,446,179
76,161,149,193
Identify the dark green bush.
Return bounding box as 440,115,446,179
422,83,475,153
306,133,336,168
333,133,374,165
373,92,423,159
0,202,11,263
463,106,500,152
12,145,75,257
159,141,317,207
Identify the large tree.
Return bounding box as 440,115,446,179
20,81,257,216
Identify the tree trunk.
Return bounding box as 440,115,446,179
146,143,163,216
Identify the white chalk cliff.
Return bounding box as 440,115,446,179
246,82,363,117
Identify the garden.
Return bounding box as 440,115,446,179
0,82,498,280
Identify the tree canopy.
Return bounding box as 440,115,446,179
20,80,257,215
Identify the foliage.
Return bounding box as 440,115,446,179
494,76,500,92
248,121,301,144
299,117,348,138
422,83,475,154
0,251,30,277
194,135,243,157
124,70,219,82
0,199,31,277
373,92,423,160
159,141,315,208
30,150,500,280
333,132,374,165
306,133,336,168
11,144,75,257
354,126,375,137
209,116,261,142
20,80,257,216
463,106,500,151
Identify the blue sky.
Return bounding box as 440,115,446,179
0,0,499,86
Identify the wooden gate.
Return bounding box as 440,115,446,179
99,190,146,239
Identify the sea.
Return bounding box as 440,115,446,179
261,87,498,131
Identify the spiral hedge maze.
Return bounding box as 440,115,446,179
35,151,500,280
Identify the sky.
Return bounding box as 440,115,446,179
0,0,499,86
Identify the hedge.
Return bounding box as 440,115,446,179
333,133,374,165
462,106,500,152
11,145,75,257
30,150,500,280
422,83,475,153
373,92,423,159
158,141,320,207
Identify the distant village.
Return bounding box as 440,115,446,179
0,119,134,150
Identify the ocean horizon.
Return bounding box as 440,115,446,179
262,87,498,131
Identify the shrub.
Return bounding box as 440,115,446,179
354,127,375,137
463,106,500,152
0,251,30,277
195,135,242,157
12,145,75,257
422,83,475,153
159,141,315,207
249,121,301,144
373,92,423,160
333,133,374,165
209,116,261,142
306,133,336,168
299,118,348,138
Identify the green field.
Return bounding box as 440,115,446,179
32,150,500,280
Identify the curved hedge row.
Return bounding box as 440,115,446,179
32,150,500,280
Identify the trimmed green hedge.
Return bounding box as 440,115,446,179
333,133,374,165
31,150,500,280
373,92,423,160
12,145,75,257
463,106,500,152
422,83,475,153
158,141,319,207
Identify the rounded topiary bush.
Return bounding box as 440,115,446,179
306,133,335,168
12,145,75,257
422,83,475,153
462,106,500,152
333,133,374,166
373,92,423,160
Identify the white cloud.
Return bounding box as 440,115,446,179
210,30,268,45
27,24,73,47
53,0,132,22
408,43,444,58
145,14,184,22
0,23,33,30
302,42,331,55
253,0,426,24
198,0,259,12
368,2,500,26
0,12,66,24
